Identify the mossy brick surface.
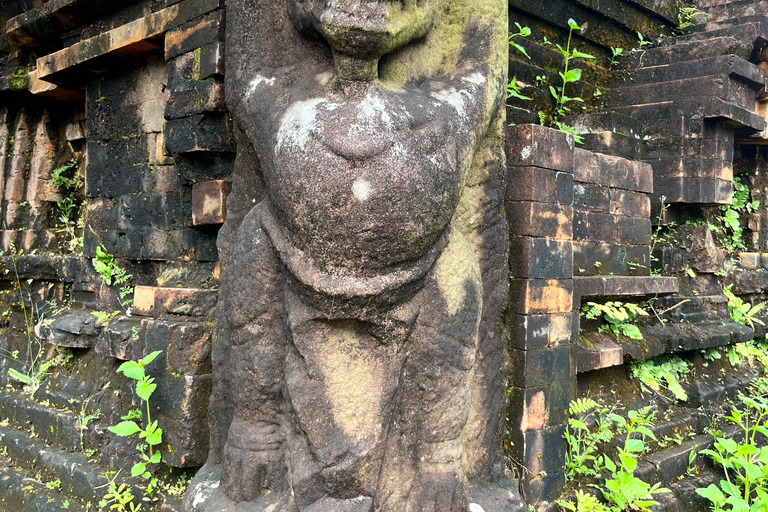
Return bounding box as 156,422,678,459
165,112,235,154
573,241,651,276
165,78,226,119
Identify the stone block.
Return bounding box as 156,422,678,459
573,148,600,184
509,279,573,315
199,42,225,79
738,252,762,270
506,166,573,205
573,242,651,277
653,177,732,205
37,0,224,85
650,158,733,181
616,217,652,246
97,316,146,361
509,237,572,279
506,202,573,240
598,153,653,193
165,113,235,154
505,124,574,172
165,10,225,60
165,79,226,119
573,211,617,244
154,373,212,467
154,287,217,316
510,346,571,388
133,285,157,316
38,311,100,348
192,180,231,225
166,321,212,375
509,425,568,505
609,189,651,218
575,335,624,373
507,385,569,433
508,312,574,351
573,183,610,213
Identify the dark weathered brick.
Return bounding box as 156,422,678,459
506,202,573,240
165,78,226,119
192,180,231,225
574,183,610,213
509,237,573,279
199,42,224,79
506,166,573,205
509,279,573,315
508,312,573,351
165,10,225,60
505,124,574,172
165,113,235,154
510,346,571,388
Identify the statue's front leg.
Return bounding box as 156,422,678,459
376,227,483,512
219,207,294,506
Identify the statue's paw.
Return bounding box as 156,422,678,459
405,471,465,512
222,443,284,502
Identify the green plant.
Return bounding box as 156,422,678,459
715,176,759,252
107,350,164,506
600,408,669,511
582,301,648,339
45,479,61,490
509,22,531,59
630,356,692,401
550,19,595,118
92,246,133,313
723,285,766,330
49,161,84,254
560,403,669,512
507,23,532,102
637,32,653,47
609,47,623,66
697,391,768,511
98,472,141,512
676,6,707,33
7,345,72,395
508,76,531,101
649,196,673,276
76,395,101,455
564,398,616,479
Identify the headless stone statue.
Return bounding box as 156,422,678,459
183,1,525,510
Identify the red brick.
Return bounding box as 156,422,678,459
510,279,573,315
506,202,573,240
573,148,600,184
133,285,158,316
609,189,651,218
192,180,231,225
154,287,218,317
505,124,574,172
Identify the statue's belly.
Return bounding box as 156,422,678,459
267,95,462,272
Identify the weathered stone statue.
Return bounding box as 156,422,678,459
184,0,524,510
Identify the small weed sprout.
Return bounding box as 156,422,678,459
92,245,134,314
508,23,532,102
